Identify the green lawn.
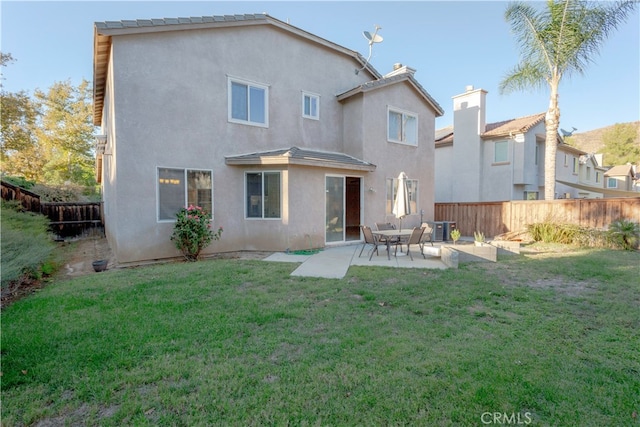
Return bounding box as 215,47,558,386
1,246,639,426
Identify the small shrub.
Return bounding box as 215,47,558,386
608,218,640,250
527,221,583,244
1,201,56,286
170,205,223,261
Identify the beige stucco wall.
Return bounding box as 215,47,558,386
99,23,439,264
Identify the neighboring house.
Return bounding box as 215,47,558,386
434,85,611,202
556,150,605,199
92,13,444,265
435,86,547,202
604,164,636,192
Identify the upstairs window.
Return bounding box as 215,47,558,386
572,158,579,174
494,141,508,163
388,107,417,145
302,92,319,120
229,77,268,127
607,177,617,188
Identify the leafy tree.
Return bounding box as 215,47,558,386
1,53,39,177
500,0,637,200
1,51,97,186
33,80,96,186
601,122,640,166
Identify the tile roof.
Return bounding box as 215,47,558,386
481,113,546,138
435,113,547,146
94,13,269,31
225,147,376,171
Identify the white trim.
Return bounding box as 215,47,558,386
302,91,320,120
156,166,214,223
324,174,365,245
244,170,282,220
387,105,418,146
227,76,269,128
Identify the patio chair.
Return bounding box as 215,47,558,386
375,222,400,249
359,225,382,260
395,227,426,261
420,222,434,248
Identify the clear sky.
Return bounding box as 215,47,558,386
2,1,639,133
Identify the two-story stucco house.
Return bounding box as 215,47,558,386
434,85,614,202
555,150,606,198
92,13,444,265
434,86,548,202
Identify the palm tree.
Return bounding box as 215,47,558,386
500,0,637,200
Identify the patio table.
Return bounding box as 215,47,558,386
372,229,413,260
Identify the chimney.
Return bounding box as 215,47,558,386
453,85,487,135
450,85,488,202
383,63,416,78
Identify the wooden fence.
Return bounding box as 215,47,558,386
1,180,41,212
435,198,640,238
1,180,102,237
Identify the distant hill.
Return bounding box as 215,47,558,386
564,121,640,155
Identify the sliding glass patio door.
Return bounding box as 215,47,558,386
325,175,361,244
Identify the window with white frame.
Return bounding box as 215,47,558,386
228,77,268,127
302,92,319,120
596,172,601,183
572,158,579,174
586,166,591,180
385,177,418,215
607,177,617,188
564,154,569,167
158,168,212,221
387,107,417,145
494,140,508,163
246,171,281,219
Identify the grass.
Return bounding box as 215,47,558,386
1,201,56,286
1,246,639,426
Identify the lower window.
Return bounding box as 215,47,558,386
246,171,281,219
385,177,418,215
158,168,212,221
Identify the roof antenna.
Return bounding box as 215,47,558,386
355,25,383,75
560,127,577,137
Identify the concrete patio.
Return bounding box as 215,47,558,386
263,237,518,279
263,243,448,279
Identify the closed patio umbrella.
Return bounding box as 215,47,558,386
392,172,411,230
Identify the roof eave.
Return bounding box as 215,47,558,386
225,156,376,172
337,75,444,117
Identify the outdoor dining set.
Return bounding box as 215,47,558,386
358,171,435,261
359,222,434,261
